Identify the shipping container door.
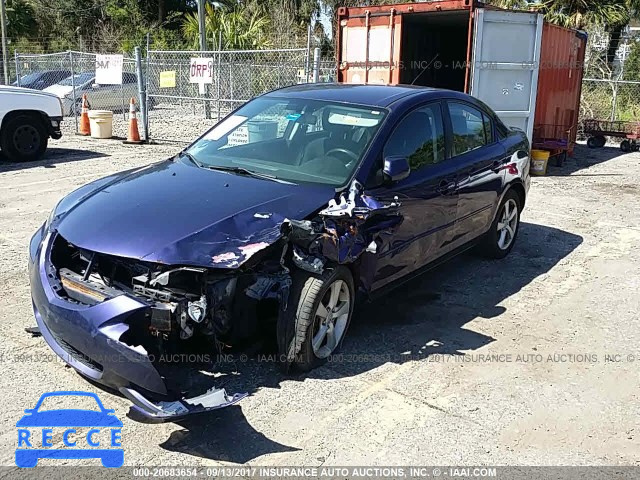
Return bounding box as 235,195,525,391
338,10,403,84
470,8,543,143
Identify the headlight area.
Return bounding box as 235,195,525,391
49,234,291,363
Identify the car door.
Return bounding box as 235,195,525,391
366,102,459,291
445,101,506,248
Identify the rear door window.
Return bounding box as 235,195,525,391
447,102,489,156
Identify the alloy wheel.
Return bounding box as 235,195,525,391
497,198,518,250
311,279,350,358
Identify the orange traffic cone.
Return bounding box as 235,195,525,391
78,94,91,136
123,97,143,144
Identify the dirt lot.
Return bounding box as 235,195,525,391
0,135,638,467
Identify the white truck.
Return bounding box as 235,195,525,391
0,86,64,162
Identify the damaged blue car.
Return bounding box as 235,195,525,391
29,84,530,421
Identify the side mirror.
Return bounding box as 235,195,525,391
383,156,410,183
91,83,100,89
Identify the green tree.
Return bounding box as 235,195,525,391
182,3,271,50
489,0,627,29
623,38,640,80
490,0,639,67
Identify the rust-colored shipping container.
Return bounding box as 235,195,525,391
534,23,587,154
336,0,587,151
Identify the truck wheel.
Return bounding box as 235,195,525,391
621,140,632,152
0,115,48,162
278,266,354,371
477,190,521,259
587,136,606,148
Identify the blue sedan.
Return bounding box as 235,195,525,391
29,84,530,421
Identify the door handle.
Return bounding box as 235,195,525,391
436,178,456,195
491,157,512,172
491,160,503,172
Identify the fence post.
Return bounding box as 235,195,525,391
312,47,320,83
145,33,151,140
69,51,78,133
216,49,222,122
611,79,618,122
134,46,148,141
305,24,311,83
14,51,20,86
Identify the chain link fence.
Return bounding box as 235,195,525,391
14,51,138,139
145,48,312,143
11,46,335,144
579,78,640,136
317,59,337,83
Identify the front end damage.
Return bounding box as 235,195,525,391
29,181,402,422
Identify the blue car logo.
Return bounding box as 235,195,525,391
16,391,123,468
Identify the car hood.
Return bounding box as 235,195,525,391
0,85,62,100
43,84,73,98
54,159,335,268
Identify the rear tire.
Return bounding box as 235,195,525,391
0,115,48,162
278,266,354,372
477,190,521,259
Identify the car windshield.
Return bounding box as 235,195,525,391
186,96,387,186
58,73,94,86
15,72,43,84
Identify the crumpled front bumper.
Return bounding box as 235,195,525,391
28,225,246,422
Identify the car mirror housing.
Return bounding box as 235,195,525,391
383,156,410,183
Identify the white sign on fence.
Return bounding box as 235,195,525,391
189,57,214,84
95,54,123,85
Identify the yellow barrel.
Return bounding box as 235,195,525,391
531,149,550,176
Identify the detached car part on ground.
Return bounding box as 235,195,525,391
0,86,63,162
29,84,530,422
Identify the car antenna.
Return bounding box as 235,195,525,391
410,54,440,86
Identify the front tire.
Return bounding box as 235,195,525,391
0,115,48,162
278,266,354,372
477,190,521,259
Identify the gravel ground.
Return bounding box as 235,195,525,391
0,135,639,468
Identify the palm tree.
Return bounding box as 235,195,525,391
221,11,270,49
489,0,627,29
181,3,270,50
489,0,633,66
605,0,640,67
182,3,223,49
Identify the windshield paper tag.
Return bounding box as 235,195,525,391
204,115,248,141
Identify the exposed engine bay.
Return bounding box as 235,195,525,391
50,181,402,365
41,180,403,421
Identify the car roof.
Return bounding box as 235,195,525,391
37,391,100,400
266,83,453,108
